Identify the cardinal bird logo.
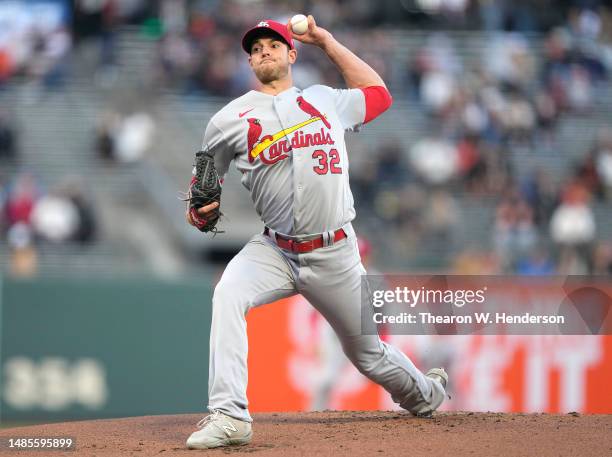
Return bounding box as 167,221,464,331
296,96,331,129
247,118,262,162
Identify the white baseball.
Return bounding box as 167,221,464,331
290,14,309,35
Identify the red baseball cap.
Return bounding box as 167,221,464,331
242,19,295,54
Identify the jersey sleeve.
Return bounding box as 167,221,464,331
331,88,366,132
200,118,233,178
362,86,393,123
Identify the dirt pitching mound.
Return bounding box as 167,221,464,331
1,411,610,456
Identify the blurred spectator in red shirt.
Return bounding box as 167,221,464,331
5,173,39,228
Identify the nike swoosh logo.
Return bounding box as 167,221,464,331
239,108,254,118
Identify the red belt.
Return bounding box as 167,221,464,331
264,227,347,254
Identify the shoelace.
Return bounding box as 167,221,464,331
196,410,221,430
195,411,237,437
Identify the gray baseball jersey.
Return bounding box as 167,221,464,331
196,84,447,427
201,85,365,236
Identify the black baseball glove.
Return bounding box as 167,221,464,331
185,149,222,233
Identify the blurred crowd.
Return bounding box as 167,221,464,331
0,0,157,90
350,130,612,275
347,2,612,275
0,172,97,277
0,0,611,276
0,0,71,89
155,0,399,95
0,0,610,94
153,0,612,96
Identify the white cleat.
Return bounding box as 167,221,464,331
414,368,449,418
426,367,448,390
186,410,253,449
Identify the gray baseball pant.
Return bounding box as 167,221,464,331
207,224,445,422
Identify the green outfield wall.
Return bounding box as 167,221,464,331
0,277,213,424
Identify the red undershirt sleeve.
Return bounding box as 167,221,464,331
360,86,393,124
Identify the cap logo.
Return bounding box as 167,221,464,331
257,21,269,27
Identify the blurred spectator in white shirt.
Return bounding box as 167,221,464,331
410,138,458,184
31,194,80,243
552,179,597,274
114,112,155,163
550,182,595,246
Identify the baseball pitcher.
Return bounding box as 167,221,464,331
185,16,449,449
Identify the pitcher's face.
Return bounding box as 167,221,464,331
249,37,297,84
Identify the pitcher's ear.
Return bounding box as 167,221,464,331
289,48,297,63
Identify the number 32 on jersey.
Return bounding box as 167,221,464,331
312,148,342,175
